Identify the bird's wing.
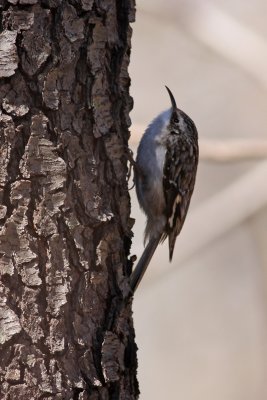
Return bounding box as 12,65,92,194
163,142,198,260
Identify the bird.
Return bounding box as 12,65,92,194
130,86,199,292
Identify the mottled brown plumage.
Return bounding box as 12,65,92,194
162,111,198,260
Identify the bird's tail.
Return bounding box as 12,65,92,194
168,231,178,261
130,235,161,293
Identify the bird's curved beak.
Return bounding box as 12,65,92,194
165,86,177,110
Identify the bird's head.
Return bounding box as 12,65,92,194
165,86,197,139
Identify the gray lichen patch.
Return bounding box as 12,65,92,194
3,8,34,32
20,112,67,237
20,287,44,342
0,114,16,186
0,179,41,286
43,70,60,110
20,6,51,76
1,73,31,117
0,30,18,78
101,331,125,383
62,3,85,43
46,234,70,317
0,304,22,345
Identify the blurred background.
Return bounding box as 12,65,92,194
128,1,267,399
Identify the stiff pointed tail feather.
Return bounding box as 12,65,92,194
130,235,161,293
168,230,178,262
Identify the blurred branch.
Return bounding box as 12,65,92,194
200,139,267,162
130,125,267,162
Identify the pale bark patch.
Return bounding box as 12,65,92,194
0,30,18,78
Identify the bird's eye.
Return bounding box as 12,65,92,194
173,117,179,124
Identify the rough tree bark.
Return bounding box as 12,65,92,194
0,1,138,399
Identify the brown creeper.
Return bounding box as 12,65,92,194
130,86,199,292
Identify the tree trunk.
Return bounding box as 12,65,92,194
0,1,137,399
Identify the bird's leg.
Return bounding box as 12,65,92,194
125,147,145,187
126,148,135,184
126,147,136,168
